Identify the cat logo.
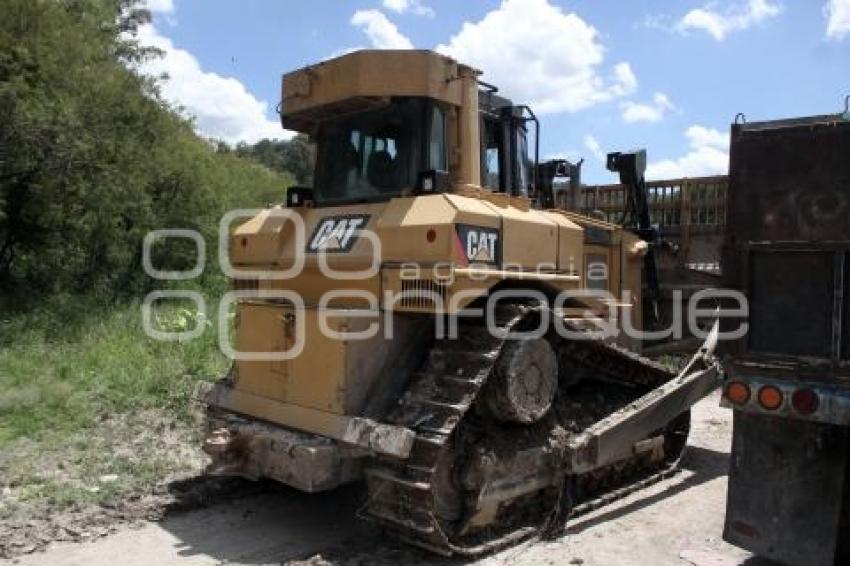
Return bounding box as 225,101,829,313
306,215,370,253
455,224,501,266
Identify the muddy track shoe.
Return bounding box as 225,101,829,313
361,304,703,556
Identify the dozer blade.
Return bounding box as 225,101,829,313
563,317,722,474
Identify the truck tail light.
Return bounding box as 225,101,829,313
757,385,784,410
725,381,751,406
791,388,819,415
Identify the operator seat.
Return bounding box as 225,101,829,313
366,150,396,191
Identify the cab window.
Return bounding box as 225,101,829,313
482,119,503,190
515,127,530,197
429,106,447,171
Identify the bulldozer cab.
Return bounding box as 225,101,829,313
311,97,444,204
282,49,537,204
309,95,534,204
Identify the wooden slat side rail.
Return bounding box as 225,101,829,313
579,175,728,270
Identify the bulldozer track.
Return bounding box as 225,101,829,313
361,304,688,556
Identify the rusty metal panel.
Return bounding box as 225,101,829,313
844,253,850,361
727,117,850,243
723,116,850,366
748,250,835,358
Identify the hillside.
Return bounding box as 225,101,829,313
0,2,300,555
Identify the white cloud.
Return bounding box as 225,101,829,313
545,150,581,162
686,125,728,149
826,0,850,39
646,126,729,180
382,0,435,18
143,0,174,14
641,13,673,32
134,24,290,144
436,0,637,114
621,92,675,124
584,135,606,163
351,10,414,49
611,63,638,96
677,0,782,41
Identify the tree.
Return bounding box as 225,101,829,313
280,135,314,185
234,135,315,185
0,0,291,296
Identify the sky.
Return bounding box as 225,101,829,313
137,0,850,183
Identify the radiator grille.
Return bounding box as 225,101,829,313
399,279,448,310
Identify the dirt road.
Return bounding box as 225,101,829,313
8,392,769,566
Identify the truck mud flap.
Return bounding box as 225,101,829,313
724,413,850,566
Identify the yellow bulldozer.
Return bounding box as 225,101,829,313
195,49,722,556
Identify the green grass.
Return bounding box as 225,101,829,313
0,283,230,515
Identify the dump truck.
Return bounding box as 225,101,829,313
721,109,850,566
195,49,723,556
